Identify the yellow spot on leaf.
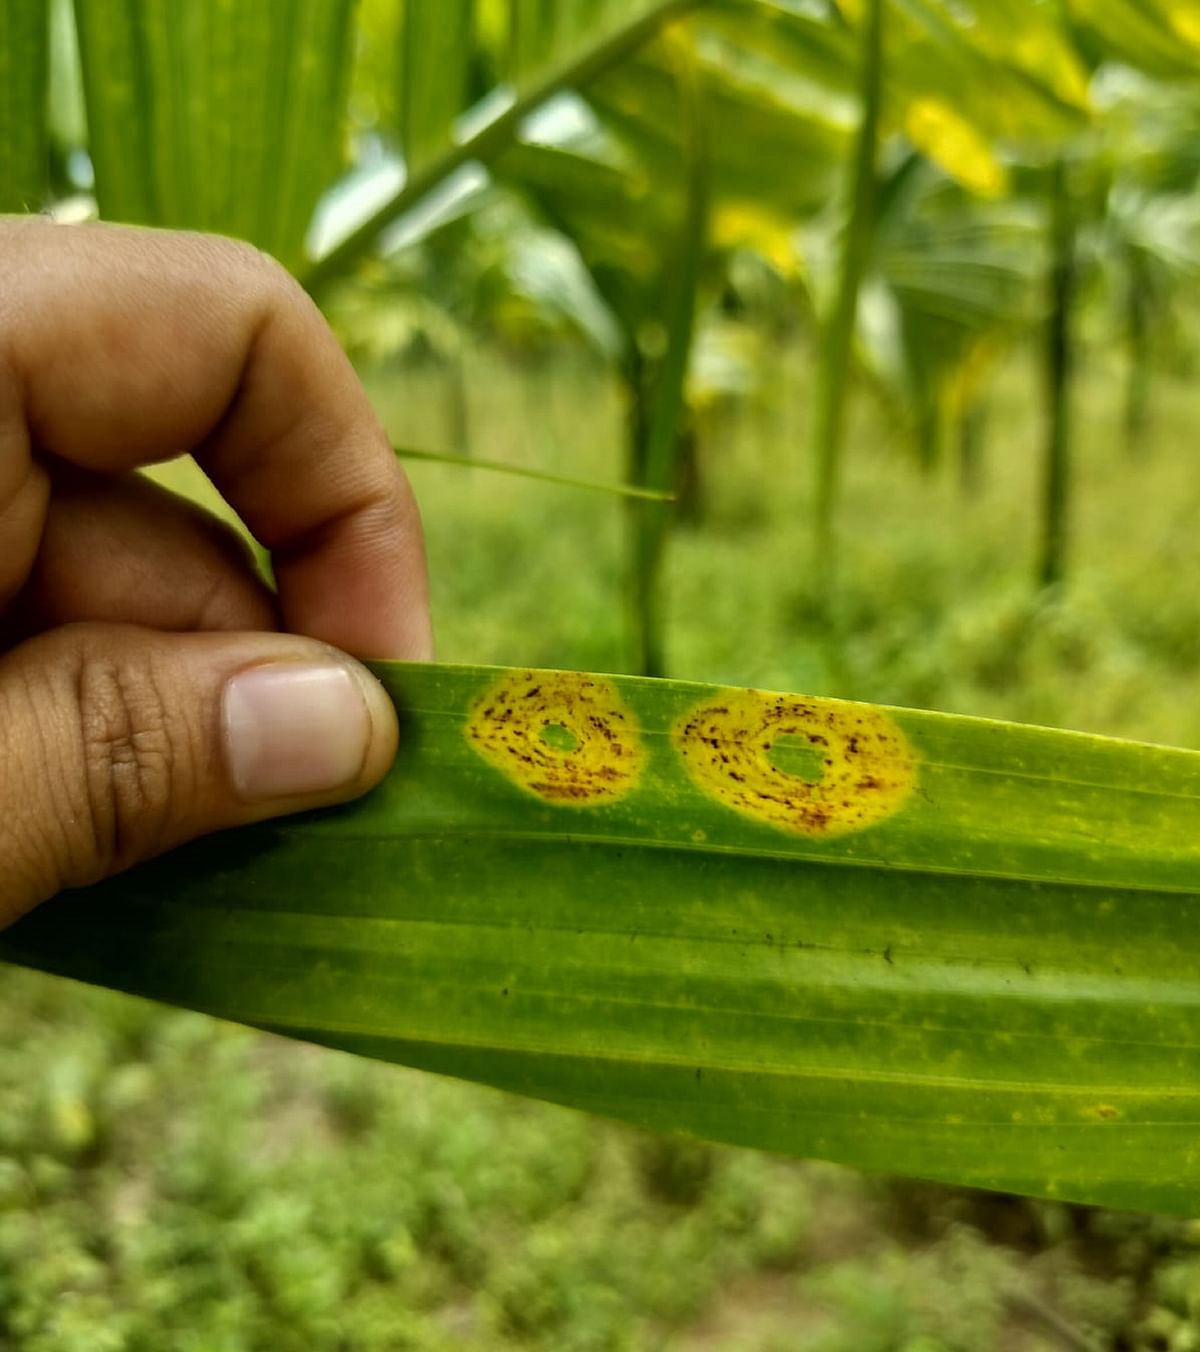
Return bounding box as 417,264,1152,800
674,690,916,837
466,670,645,807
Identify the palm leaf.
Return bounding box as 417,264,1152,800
497,139,669,332
0,0,49,213
1071,0,1200,79
586,37,848,224
6,662,1200,1215
399,0,475,172
73,0,355,271
307,0,700,291
862,163,1043,462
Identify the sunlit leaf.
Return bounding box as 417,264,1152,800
356,0,475,173
903,97,1009,199
310,0,699,288
710,200,801,274
589,34,848,223
1166,0,1200,49
903,0,1091,119
497,138,666,325
1070,0,1200,78
863,160,1042,462
496,18,848,326
504,0,674,86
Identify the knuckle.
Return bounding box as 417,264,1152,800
224,234,292,294
180,231,290,309
71,646,190,880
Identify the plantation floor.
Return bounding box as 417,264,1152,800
5,340,1200,1349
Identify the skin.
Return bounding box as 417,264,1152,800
0,217,432,929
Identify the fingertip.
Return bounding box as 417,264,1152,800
221,653,399,805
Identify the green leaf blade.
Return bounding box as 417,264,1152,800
74,0,354,271
6,662,1200,1214
400,0,475,174
0,0,51,213
306,0,700,290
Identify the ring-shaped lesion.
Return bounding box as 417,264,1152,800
674,689,916,837
465,670,645,806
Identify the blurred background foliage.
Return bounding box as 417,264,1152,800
7,0,1200,1346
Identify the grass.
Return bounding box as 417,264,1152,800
6,332,1200,1349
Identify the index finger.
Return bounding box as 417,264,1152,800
0,217,432,660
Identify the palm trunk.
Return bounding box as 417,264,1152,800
1123,247,1151,458
1038,157,1075,591
915,397,942,479
445,336,471,458
674,419,704,525
809,0,885,591
624,353,664,677
958,400,987,497
624,48,708,677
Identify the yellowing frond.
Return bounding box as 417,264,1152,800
711,202,800,275
904,97,1009,199
1165,1,1200,49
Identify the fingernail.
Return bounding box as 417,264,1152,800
223,662,372,801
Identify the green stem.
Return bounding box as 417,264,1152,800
301,0,701,296
1039,156,1075,590
808,0,885,593
624,354,658,676
626,40,709,678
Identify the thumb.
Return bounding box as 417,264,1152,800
0,622,399,928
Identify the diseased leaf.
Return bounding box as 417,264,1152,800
6,662,1200,1214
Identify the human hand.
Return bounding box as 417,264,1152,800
0,218,431,930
